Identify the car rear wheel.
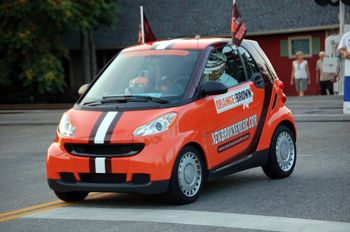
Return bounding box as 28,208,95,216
167,146,205,204
54,191,89,202
262,125,296,179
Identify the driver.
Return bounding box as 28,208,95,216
203,51,238,87
125,76,150,94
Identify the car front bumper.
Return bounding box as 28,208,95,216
46,134,184,194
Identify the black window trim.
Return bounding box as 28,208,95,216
238,45,261,81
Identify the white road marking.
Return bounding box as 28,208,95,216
94,112,118,144
94,157,106,174
24,207,350,232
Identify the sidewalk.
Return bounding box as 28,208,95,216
0,103,73,110
0,104,73,125
0,109,66,126
286,95,350,122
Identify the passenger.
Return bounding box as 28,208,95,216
203,51,238,87
159,76,183,95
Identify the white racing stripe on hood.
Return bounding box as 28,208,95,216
94,112,118,144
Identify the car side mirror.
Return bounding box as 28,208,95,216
78,83,89,96
251,72,264,88
202,81,228,96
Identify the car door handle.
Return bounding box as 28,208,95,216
251,72,264,88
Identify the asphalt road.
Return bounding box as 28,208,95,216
0,96,350,232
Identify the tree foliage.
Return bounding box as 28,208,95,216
0,0,115,101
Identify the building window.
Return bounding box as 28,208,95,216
288,36,312,58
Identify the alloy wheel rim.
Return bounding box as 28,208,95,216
178,152,202,197
275,131,295,172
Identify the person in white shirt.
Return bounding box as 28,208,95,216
316,51,338,95
338,31,350,59
290,51,311,96
338,31,350,114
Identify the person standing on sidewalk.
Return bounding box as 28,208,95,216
290,51,311,96
316,51,337,95
338,31,350,59
338,31,350,113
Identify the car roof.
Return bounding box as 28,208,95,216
122,37,257,52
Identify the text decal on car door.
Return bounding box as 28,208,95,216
212,114,257,145
214,85,253,114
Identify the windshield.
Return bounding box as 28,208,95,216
80,50,200,106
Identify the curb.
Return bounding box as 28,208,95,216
0,122,58,126
0,104,73,110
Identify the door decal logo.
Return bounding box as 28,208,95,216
214,85,253,114
212,114,257,145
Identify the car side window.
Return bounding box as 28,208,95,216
238,47,259,80
222,46,247,84
201,47,242,88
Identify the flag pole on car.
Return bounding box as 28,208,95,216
140,6,145,44
138,6,157,44
231,0,247,46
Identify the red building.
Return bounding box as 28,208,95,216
249,30,334,96
65,0,339,97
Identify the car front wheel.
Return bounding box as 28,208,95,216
262,125,296,179
54,191,89,202
167,146,205,204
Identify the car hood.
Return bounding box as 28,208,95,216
65,108,176,143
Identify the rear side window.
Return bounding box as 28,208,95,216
238,47,259,80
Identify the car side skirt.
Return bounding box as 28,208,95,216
207,149,269,181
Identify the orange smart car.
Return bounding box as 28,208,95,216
47,38,297,204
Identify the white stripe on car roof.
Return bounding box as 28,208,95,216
155,39,184,50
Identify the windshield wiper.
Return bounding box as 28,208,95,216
105,95,169,104
83,95,168,106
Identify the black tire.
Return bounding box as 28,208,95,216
262,125,296,179
167,146,205,204
54,191,89,202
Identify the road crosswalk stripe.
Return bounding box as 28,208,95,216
24,207,350,232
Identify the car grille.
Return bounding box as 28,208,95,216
64,143,144,157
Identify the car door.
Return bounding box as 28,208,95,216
202,45,266,168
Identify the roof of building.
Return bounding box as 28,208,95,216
65,0,339,50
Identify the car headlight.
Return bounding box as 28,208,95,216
58,113,75,137
133,112,177,136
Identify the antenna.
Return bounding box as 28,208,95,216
195,34,200,49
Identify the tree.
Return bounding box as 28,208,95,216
0,0,116,102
